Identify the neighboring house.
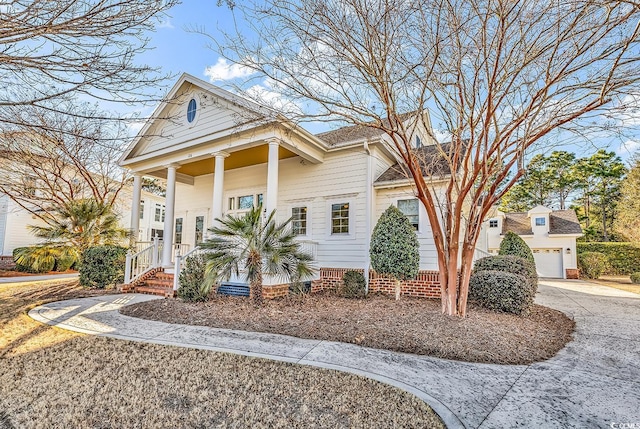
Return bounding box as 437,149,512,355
486,205,583,278
0,189,165,257
119,73,479,296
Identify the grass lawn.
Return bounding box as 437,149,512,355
122,293,575,365
590,275,640,295
0,280,444,429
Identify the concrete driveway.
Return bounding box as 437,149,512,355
29,279,640,428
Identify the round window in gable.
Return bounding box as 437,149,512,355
187,98,197,123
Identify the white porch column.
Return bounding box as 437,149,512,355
212,152,229,226
162,164,178,267
130,173,142,243
266,139,280,215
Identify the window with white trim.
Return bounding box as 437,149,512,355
331,202,350,234
154,203,165,222
292,206,307,235
489,219,498,228
139,200,145,220
535,217,546,226
397,198,419,230
195,216,204,244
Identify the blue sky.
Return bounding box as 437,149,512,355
138,2,639,163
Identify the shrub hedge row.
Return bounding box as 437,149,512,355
576,242,640,275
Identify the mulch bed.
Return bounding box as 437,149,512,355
121,293,575,365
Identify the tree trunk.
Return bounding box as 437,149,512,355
250,264,263,304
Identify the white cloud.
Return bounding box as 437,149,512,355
204,58,256,82
617,139,640,156
246,81,302,116
432,128,452,143
157,18,174,29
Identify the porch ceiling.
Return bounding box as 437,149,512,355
177,145,298,177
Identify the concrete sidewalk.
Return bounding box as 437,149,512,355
0,273,78,284
29,280,640,429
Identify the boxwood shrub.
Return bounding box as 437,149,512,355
474,255,538,285
577,251,609,279
499,231,535,264
79,245,127,288
576,242,640,275
341,270,367,299
469,270,535,315
177,253,209,302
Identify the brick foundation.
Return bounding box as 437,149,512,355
565,268,579,279
0,256,16,270
262,284,290,299
313,267,441,299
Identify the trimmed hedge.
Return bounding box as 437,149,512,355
341,270,367,299
577,251,609,279
576,242,640,275
499,232,535,264
178,253,209,302
79,245,127,288
469,270,535,315
631,273,640,284
474,255,538,285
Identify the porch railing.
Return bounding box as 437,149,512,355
473,247,492,262
173,246,206,291
124,237,162,284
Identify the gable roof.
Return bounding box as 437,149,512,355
374,141,465,184
315,112,419,148
502,210,582,235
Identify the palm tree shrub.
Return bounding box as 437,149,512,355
370,205,419,300
200,205,315,303
30,198,130,255
79,245,127,288
13,246,56,273
499,232,535,264
631,272,640,284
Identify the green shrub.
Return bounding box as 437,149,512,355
53,247,80,272
79,245,127,288
577,251,609,279
341,270,367,298
576,242,640,275
499,232,535,264
13,247,33,272
631,272,640,284
469,270,535,315
474,255,538,292
178,253,209,302
13,246,56,273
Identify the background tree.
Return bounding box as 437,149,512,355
0,0,177,132
370,205,420,300
201,205,315,303
214,0,640,316
0,105,129,224
613,154,640,242
500,151,579,212
572,150,626,241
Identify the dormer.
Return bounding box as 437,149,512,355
527,205,552,235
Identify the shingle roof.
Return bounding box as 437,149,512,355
375,142,462,183
502,210,582,235
314,112,417,148
316,124,386,147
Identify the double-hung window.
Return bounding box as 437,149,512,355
331,203,350,234
292,206,307,235
397,199,419,230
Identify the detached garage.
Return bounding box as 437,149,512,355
486,205,583,279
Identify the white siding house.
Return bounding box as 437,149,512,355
119,73,465,292
486,205,583,278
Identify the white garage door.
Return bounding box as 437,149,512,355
532,248,563,278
